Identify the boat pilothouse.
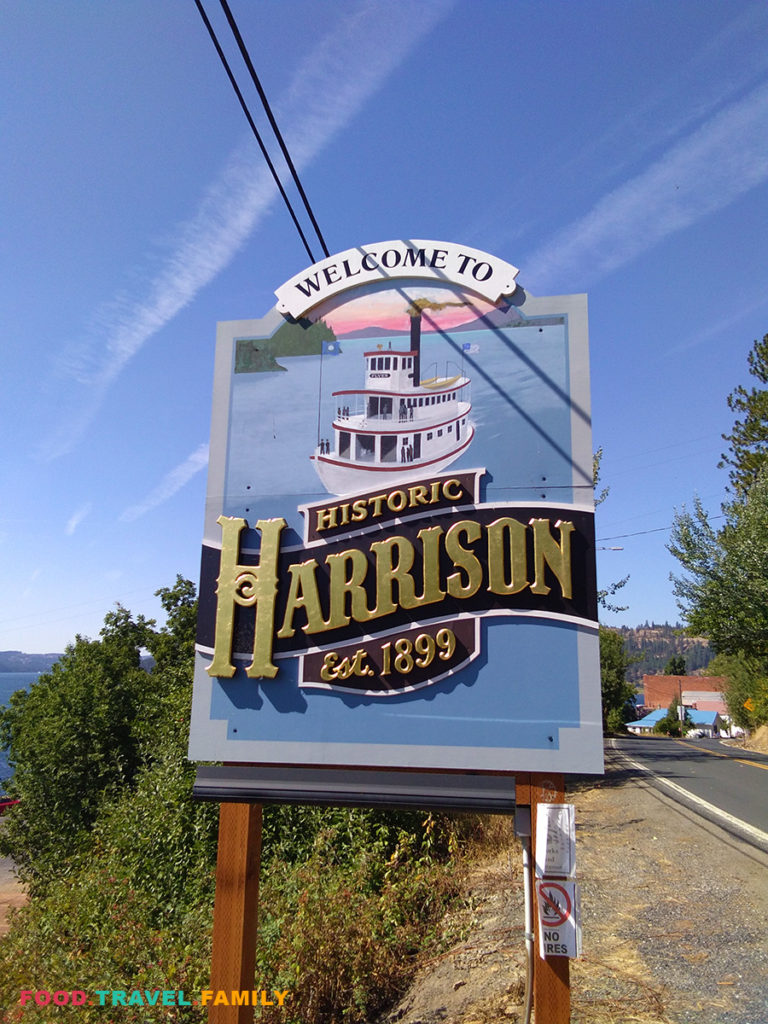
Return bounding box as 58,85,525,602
311,307,475,495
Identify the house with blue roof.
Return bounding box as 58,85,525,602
626,706,723,737
686,709,722,737
626,708,667,734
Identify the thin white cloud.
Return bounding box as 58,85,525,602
65,502,92,536
553,4,768,197
525,80,768,292
21,567,43,602
465,3,768,256
40,0,454,460
666,291,768,358
120,444,209,523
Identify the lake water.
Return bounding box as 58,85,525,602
0,672,39,788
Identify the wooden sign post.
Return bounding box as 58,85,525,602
516,772,571,1023
208,802,262,1024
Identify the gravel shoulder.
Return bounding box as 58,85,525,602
382,749,768,1024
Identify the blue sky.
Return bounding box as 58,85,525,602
2,0,767,653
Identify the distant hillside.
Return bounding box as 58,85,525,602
0,651,155,674
612,625,713,684
0,650,62,673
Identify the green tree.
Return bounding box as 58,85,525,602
599,626,636,731
669,468,768,663
653,696,688,737
0,609,153,885
664,654,686,675
719,332,768,495
0,579,203,889
147,575,198,672
670,333,768,730
704,652,768,730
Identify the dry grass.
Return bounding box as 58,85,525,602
746,723,768,752
447,810,677,1023
571,949,674,1023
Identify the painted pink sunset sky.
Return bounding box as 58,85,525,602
316,286,499,337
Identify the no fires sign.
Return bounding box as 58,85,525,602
535,880,582,958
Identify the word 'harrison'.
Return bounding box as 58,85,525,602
208,513,575,679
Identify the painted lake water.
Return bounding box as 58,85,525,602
224,321,583,538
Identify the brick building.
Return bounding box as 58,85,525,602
642,675,727,710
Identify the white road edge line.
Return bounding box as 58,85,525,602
609,740,768,848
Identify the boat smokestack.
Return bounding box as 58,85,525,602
406,297,467,388
410,314,421,388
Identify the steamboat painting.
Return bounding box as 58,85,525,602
224,280,577,519
311,297,475,494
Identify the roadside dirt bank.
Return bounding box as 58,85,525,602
0,856,24,938
380,750,768,1024
726,723,768,754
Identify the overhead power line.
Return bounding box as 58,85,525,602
193,0,320,264
597,514,725,542
218,0,330,259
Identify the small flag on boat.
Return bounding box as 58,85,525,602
462,342,479,354
322,340,342,355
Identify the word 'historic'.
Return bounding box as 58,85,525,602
314,476,465,533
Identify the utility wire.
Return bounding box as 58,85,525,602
218,0,331,259
597,514,725,542
193,0,317,264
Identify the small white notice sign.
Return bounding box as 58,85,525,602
536,879,582,958
535,803,575,878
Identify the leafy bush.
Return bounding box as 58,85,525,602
0,579,470,1024
256,816,465,1024
605,706,628,733
653,697,689,736
0,808,466,1024
0,865,212,1022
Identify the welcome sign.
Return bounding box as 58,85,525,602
189,241,603,774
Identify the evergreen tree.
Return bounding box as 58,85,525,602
664,654,686,675
719,332,768,495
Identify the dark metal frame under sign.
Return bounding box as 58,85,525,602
193,765,517,813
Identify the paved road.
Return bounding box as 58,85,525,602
610,734,768,852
